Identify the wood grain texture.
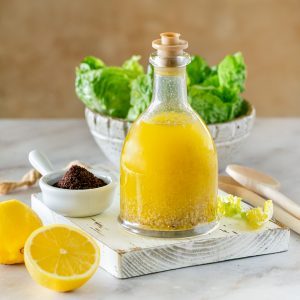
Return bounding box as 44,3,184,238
31,190,289,279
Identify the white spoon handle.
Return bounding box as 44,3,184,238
257,185,300,220
29,150,54,176
219,182,300,235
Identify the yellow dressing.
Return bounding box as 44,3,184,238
120,111,218,231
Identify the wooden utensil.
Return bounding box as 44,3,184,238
226,164,300,219
218,178,300,234
218,175,243,187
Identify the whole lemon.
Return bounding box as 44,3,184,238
0,199,42,264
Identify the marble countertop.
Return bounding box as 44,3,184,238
1,118,300,300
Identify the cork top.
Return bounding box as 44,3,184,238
152,32,188,58
150,32,190,68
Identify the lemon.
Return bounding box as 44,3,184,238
24,224,100,292
0,199,42,264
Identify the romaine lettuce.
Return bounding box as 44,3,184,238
75,56,144,118
122,55,144,78
218,52,246,93
75,57,105,113
189,52,247,123
92,67,132,118
75,52,248,124
186,55,211,85
79,56,105,71
127,74,152,121
188,85,245,124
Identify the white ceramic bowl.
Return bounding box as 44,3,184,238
85,102,255,170
39,169,116,217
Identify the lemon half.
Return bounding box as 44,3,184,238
24,224,100,292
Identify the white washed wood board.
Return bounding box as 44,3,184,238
31,190,290,279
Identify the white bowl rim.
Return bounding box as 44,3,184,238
40,169,116,193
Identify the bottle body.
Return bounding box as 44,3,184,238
120,110,218,234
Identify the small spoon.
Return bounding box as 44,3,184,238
226,164,300,220
29,149,55,176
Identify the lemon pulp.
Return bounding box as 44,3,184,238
24,224,100,292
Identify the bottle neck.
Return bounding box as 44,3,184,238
152,66,188,110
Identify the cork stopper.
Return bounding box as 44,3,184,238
152,32,188,58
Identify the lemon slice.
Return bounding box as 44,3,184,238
24,224,100,292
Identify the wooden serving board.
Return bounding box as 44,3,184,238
31,189,290,279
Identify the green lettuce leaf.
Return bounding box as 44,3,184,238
217,52,246,93
79,56,105,71
75,61,132,118
127,74,153,121
218,195,273,229
218,194,243,217
75,52,247,123
187,55,211,85
188,52,247,124
201,74,219,87
122,55,144,78
75,57,105,113
189,85,245,124
92,67,132,118
245,200,273,228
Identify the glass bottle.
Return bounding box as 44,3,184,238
119,32,218,237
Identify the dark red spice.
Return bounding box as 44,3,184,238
54,165,107,190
